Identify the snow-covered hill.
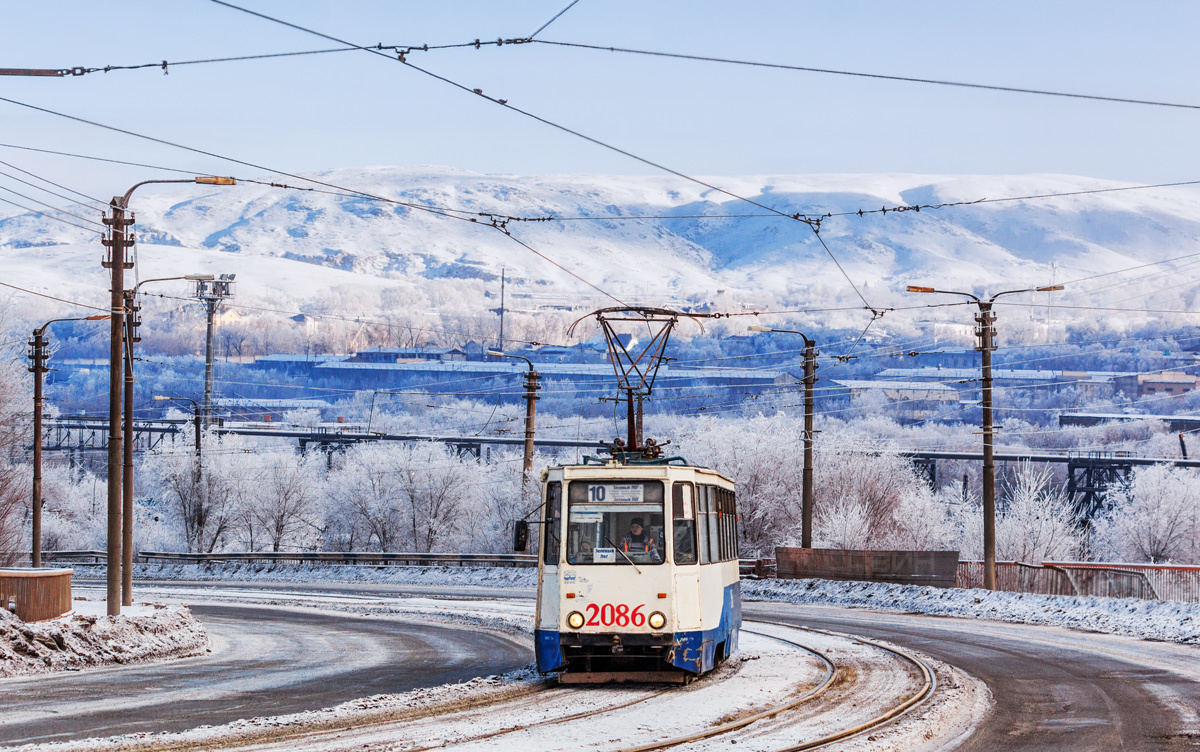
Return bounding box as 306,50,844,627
3,167,1199,325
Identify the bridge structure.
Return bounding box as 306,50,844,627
41,417,1193,516
901,450,1200,519
40,416,609,460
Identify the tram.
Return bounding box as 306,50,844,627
526,457,741,683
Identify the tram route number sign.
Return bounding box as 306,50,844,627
587,483,643,503
583,602,647,628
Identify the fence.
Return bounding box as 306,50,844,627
775,548,960,588
0,568,73,622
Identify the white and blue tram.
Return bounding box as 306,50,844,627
533,459,741,683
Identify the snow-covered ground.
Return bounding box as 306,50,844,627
5,596,985,752
743,577,1200,644
0,597,209,678
76,561,1200,644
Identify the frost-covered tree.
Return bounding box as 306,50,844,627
1093,464,1200,563
993,461,1082,562
328,442,473,552
139,429,242,553
0,351,31,566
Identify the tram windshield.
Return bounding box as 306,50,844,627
566,480,665,565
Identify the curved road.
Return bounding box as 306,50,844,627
748,602,1200,752
3,583,1199,751
0,604,530,746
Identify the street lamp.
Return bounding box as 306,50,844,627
749,326,819,548
102,177,235,616
119,273,214,605
487,350,541,480
28,314,109,568
905,283,1064,591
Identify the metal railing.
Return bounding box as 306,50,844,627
39,550,538,568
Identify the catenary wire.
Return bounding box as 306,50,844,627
0,195,103,234
529,39,1200,111
205,0,877,313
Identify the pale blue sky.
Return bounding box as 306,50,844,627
4,1,1200,198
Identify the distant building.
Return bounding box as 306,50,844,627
350,347,467,363
1113,371,1200,398
832,379,959,420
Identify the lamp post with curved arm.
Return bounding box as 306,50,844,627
487,350,540,481
28,314,110,568
119,274,213,605
905,283,1064,591
102,176,234,615
749,326,819,548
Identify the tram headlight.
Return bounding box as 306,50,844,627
648,611,667,630
566,611,585,630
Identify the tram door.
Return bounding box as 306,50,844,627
672,482,701,630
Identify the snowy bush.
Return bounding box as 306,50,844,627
1093,464,1200,563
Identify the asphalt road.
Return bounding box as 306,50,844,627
0,604,530,746
6,582,1199,750
747,602,1200,752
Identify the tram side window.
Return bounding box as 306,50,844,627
672,482,697,565
724,491,734,561
716,489,726,562
696,485,710,564
543,482,562,565
721,489,733,561
706,485,721,563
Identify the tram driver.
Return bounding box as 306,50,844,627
621,517,661,562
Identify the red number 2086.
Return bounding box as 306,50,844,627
583,603,646,627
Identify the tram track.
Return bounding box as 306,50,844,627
612,620,936,752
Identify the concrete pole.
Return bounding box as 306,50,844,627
29,332,46,568
121,310,136,606
801,339,816,549
104,198,128,616
522,368,539,479
203,299,217,429
977,302,998,591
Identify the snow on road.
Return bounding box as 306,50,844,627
0,597,208,679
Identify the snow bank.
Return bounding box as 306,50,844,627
0,599,209,678
72,561,537,589
743,578,1200,644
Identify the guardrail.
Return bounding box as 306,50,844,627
38,550,538,568
40,550,1199,604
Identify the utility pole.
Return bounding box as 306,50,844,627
194,275,235,428
102,176,235,615
749,326,818,547
102,197,133,615
802,337,817,549
487,350,540,480
121,299,139,605
907,283,1064,591
121,274,211,604
976,302,998,592
27,330,47,568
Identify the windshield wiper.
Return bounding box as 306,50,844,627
604,536,643,575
